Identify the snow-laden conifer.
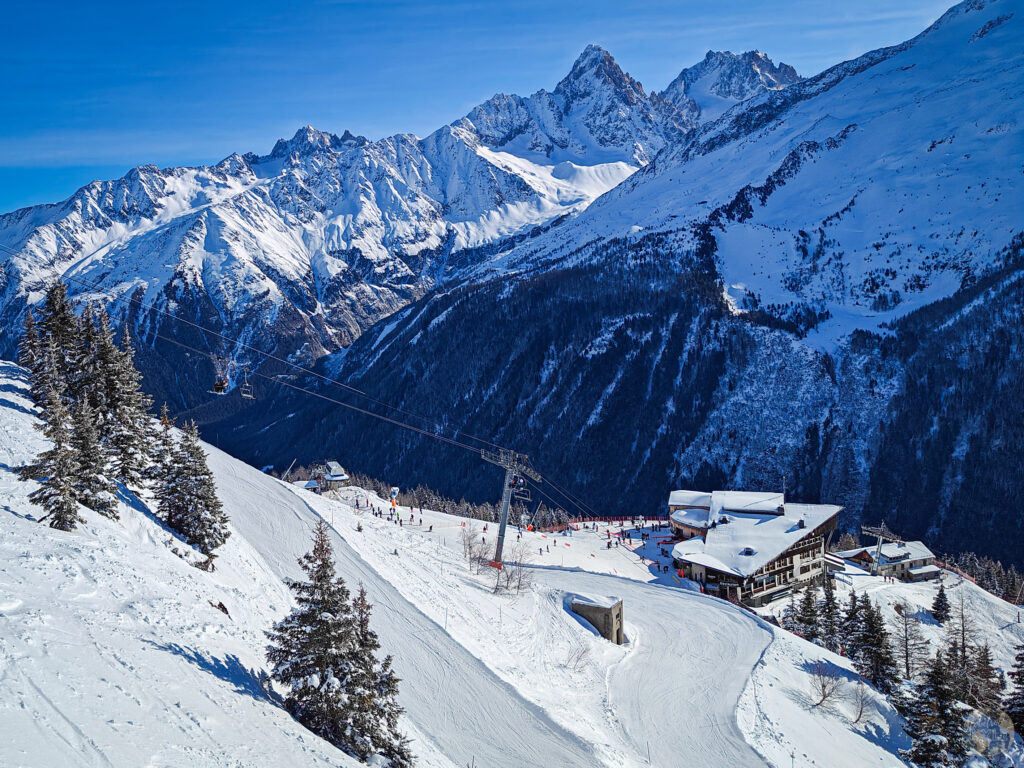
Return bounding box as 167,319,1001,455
36,281,77,379
161,421,229,566
266,521,358,751
267,522,413,766
819,575,841,653
71,397,118,519
1005,641,1024,736
931,583,951,623
18,385,82,531
901,650,970,768
106,327,153,488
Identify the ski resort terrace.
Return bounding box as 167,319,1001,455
669,490,841,606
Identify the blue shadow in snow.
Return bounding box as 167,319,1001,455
144,640,282,706
2,502,38,521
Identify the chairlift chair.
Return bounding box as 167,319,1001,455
210,356,230,396
512,475,531,502
239,366,255,400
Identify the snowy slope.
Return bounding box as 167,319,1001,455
0,46,674,365
488,0,1022,348
0,360,919,767
0,43,802,410
659,50,802,123
0,362,365,768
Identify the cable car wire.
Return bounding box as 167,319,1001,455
153,332,483,455
0,241,600,516
0,240,503,450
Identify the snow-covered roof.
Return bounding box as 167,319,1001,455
669,490,786,530
291,479,320,490
908,564,941,577
668,490,711,508
571,594,621,609
835,540,934,565
672,499,842,578
670,507,713,529
669,489,784,512
324,461,348,480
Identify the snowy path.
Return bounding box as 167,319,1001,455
276,482,774,768
535,568,771,768
212,456,597,768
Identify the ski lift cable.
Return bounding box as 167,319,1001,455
4,256,505,451
153,332,484,455
0,242,494,448
521,475,591,520
0,242,594,515
536,473,599,518
157,332,597,520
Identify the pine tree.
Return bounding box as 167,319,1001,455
18,386,82,531
163,421,229,565
95,309,120,444
901,650,970,768
29,337,64,414
17,309,41,388
795,585,820,642
71,397,118,519
841,588,863,659
944,592,975,703
819,575,841,653
968,643,1003,717
106,326,152,487
374,655,414,768
781,587,800,633
856,597,899,694
144,404,175,483
36,281,78,379
266,521,359,753
946,639,969,704
1005,641,1024,736
932,583,951,623
68,305,107,415
351,586,413,767
891,600,930,681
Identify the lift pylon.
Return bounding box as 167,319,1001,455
860,521,903,576
481,448,541,566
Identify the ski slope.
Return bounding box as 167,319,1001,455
0,359,915,767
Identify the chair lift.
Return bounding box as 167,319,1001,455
512,475,531,503
210,357,230,395
239,366,255,400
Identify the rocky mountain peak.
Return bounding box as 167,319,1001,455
555,44,648,107
659,49,801,121
267,125,367,160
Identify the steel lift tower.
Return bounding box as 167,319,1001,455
481,448,541,566
860,521,903,576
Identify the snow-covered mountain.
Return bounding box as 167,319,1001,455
213,0,1024,566
460,44,684,165
3,0,1022,566
0,44,797,398
659,49,802,123
0,360,981,768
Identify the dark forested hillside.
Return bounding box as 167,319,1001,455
866,244,1024,565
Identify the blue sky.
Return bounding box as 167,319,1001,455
0,0,952,213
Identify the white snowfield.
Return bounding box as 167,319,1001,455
0,360,925,768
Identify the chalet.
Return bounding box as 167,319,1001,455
322,461,349,490
669,490,842,607
291,479,321,494
835,540,938,581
